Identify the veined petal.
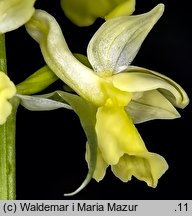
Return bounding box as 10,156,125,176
26,10,107,106
0,0,36,33
112,69,189,108
0,72,16,124
126,90,180,124
61,0,135,27
112,152,168,187
87,4,164,76
96,106,147,165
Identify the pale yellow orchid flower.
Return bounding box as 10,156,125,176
0,72,16,124
0,0,36,33
26,4,189,195
61,0,135,26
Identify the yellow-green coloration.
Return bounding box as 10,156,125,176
61,0,135,26
26,4,189,195
0,0,36,33
16,65,58,95
0,72,16,125
87,106,168,187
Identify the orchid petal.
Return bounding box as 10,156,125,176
26,10,106,106
87,4,164,76
127,66,189,108
112,69,189,108
0,0,36,33
126,90,180,124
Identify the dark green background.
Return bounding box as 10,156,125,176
5,0,191,199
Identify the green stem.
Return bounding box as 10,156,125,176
0,34,18,200
0,34,7,73
0,98,19,200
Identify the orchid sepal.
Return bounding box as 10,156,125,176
87,4,164,76
26,10,108,106
113,66,189,109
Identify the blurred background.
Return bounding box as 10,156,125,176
5,0,191,199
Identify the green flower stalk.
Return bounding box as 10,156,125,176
0,35,17,199
61,0,135,26
0,0,36,200
0,66,57,200
26,4,189,195
0,0,62,199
